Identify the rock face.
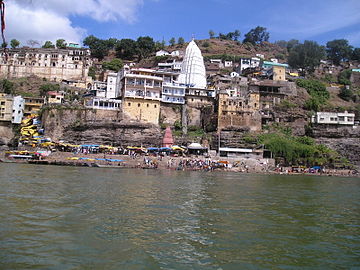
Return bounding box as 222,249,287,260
316,138,360,167
42,108,162,146
0,122,14,146
310,125,360,167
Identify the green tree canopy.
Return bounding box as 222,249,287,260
243,26,269,45
351,47,360,61
39,83,60,97
115,38,137,60
136,36,155,60
169,37,176,46
0,79,14,94
209,30,215,39
42,41,55,48
288,40,325,75
83,35,116,60
10,39,20,49
326,39,353,65
286,39,299,52
56,39,67,49
102,58,123,72
178,37,185,45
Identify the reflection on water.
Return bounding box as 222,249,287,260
0,164,359,269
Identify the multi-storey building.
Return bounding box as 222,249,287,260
119,68,162,124
0,93,24,124
217,90,261,131
23,97,45,116
161,82,186,104
0,48,93,82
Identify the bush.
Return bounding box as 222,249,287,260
258,133,341,166
338,69,352,85
39,83,60,97
297,79,329,111
202,41,210,48
174,120,182,130
0,79,14,94
339,87,353,101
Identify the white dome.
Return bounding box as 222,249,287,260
178,40,207,89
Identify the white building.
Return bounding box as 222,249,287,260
91,81,107,98
238,57,261,73
224,61,233,68
311,111,355,125
178,40,207,89
12,95,25,124
156,50,170,57
106,72,120,99
85,97,121,110
162,82,186,104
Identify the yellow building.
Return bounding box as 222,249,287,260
0,93,13,121
23,97,45,116
120,68,162,125
273,66,286,81
123,98,160,124
217,90,261,131
47,91,64,104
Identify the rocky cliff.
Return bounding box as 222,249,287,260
42,107,162,146
310,125,360,167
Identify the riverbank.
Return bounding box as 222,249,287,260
1,150,358,178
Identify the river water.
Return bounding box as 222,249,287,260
0,163,359,270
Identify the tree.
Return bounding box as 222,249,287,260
209,30,215,39
88,66,96,80
0,79,14,94
352,48,360,61
326,39,353,65
115,38,137,60
178,37,185,45
83,35,99,48
102,58,123,72
56,39,67,49
288,40,325,75
243,26,270,45
39,83,60,97
1,42,7,48
136,36,155,60
275,40,287,49
169,37,176,46
10,39,20,49
83,35,114,60
27,39,40,48
286,39,299,52
42,41,55,48
339,87,353,101
338,69,352,85
233,30,241,41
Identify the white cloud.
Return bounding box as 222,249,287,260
6,0,146,46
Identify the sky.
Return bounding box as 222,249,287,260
6,0,360,47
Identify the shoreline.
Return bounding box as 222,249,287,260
1,151,359,178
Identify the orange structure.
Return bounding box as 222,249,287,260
162,127,174,147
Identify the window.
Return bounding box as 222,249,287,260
338,116,345,121
154,105,157,108
138,103,141,107
128,103,131,106
147,104,149,107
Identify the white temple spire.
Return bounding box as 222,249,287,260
178,40,207,89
